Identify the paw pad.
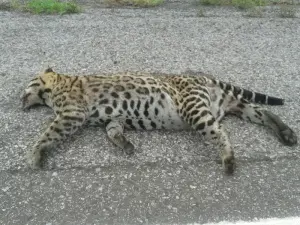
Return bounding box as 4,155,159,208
124,142,135,155
223,156,236,175
280,128,297,146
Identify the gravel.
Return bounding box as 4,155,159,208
0,2,299,224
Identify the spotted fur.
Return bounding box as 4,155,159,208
21,68,297,173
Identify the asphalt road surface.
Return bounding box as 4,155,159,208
0,1,300,225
